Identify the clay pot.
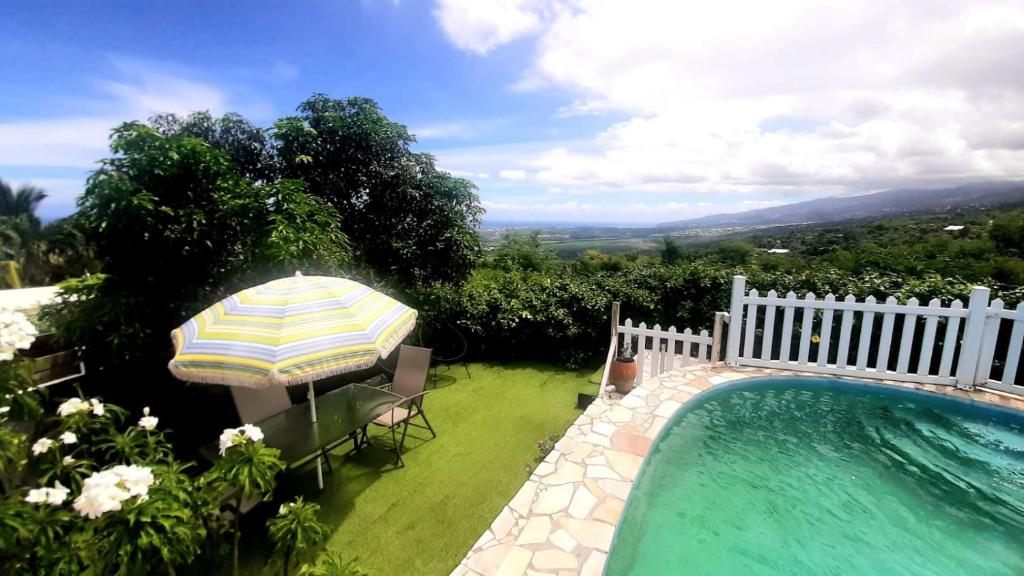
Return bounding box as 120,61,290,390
609,357,637,394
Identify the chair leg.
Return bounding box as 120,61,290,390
417,406,437,438
398,418,411,460
389,422,404,467
463,362,472,378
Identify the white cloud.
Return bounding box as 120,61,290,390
436,0,1024,198
433,0,547,54
411,122,477,139
1,58,267,215
498,169,528,180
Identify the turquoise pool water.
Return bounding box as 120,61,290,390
604,378,1024,576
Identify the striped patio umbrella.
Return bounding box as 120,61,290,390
168,274,417,422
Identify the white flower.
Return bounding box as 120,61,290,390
137,407,158,431
31,438,54,455
0,309,37,362
111,465,154,497
239,424,264,443
0,406,10,415
217,424,265,455
57,397,90,417
63,455,75,465
24,481,69,506
90,398,105,416
278,503,292,515
59,431,78,445
24,488,48,504
73,465,154,519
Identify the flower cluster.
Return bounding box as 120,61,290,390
0,309,38,361
24,481,70,506
137,406,158,431
72,465,155,519
218,424,265,455
57,397,105,417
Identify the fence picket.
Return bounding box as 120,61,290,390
856,296,876,370
797,293,815,364
975,299,1003,382
876,297,897,373
743,289,759,359
682,327,694,362
818,294,836,366
1001,303,1024,386
761,290,778,360
666,326,677,372
836,295,856,368
699,329,709,362
650,324,663,379
779,292,796,362
636,322,647,385
916,299,941,376
897,298,920,374
938,300,963,378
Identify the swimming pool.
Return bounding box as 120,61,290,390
604,377,1024,576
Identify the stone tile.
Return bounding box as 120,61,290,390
468,543,513,575
568,484,598,519
653,399,682,418
549,529,577,552
581,432,611,448
509,481,539,516
531,550,578,571
610,430,651,456
580,551,608,576
473,530,495,550
592,498,624,525
605,450,643,480
606,405,634,423
516,516,552,545
558,518,615,552
534,460,555,477
564,442,595,463
534,484,575,514
645,416,669,439
492,507,516,540
592,420,618,437
496,546,533,576
619,394,647,409
543,461,585,485
597,478,632,500
583,478,607,499
585,465,620,480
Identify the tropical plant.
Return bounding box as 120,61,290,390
268,497,329,576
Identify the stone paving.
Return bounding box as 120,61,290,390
451,362,1024,576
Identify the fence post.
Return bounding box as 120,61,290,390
725,276,746,365
711,311,726,362
956,286,991,390
601,302,621,399
611,301,620,342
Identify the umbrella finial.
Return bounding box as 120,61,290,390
294,270,303,277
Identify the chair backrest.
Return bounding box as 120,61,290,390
391,345,432,403
230,386,292,424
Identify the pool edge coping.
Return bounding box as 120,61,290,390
450,363,1024,576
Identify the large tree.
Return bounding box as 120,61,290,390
50,122,350,371
153,98,484,286
273,95,483,285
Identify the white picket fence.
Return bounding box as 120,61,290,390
619,318,718,385
724,276,1024,394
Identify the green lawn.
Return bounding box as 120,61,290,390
236,361,597,576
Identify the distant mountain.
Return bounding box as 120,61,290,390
657,182,1024,230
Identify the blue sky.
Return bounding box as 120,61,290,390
2,1,1023,223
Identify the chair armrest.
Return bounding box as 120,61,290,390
397,390,429,407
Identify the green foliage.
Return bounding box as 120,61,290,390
487,232,557,272
49,122,350,374
268,498,329,575
210,440,285,502
273,94,483,285
297,553,368,576
659,236,684,265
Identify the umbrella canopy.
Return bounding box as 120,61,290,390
168,275,417,389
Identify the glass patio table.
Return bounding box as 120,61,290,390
202,384,402,475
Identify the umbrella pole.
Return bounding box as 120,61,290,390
308,382,318,423
308,381,324,489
